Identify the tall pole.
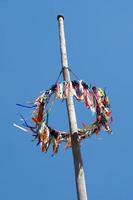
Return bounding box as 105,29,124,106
57,15,88,200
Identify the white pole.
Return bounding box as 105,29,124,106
57,15,88,200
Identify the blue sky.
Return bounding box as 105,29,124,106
0,0,133,199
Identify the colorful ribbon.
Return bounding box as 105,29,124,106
15,80,112,155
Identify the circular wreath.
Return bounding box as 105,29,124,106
15,80,112,155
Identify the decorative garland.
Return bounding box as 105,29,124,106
14,80,112,155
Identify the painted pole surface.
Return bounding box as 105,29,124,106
57,15,88,200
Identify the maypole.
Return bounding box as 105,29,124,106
57,15,88,200
14,14,112,200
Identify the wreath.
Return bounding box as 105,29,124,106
14,80,112,155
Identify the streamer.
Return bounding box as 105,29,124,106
14,80,112,155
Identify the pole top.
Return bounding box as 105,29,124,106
57,15,64,21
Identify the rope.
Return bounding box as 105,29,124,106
68,68,81,80
55,69,63,84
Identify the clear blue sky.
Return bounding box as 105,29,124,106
0,0,133,199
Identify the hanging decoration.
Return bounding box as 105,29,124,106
14,80,112,155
